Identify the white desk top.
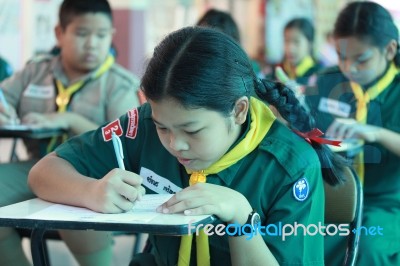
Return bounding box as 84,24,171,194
0,198,216,235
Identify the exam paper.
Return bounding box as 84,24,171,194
26,194,173,223
132,194,173,212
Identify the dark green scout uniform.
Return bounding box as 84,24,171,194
56,103,326,266
308,66,400,266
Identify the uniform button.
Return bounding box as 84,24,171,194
265,140,272,146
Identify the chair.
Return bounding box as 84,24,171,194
324,167,363,266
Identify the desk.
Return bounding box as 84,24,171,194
0,125,65,161
329,138,363,159
0,125,65,139
0,198,216,266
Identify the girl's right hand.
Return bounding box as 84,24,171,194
87,168,146,213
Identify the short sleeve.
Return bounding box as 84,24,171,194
263,164,325,265
56,104,148,178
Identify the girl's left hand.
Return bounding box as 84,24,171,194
157,183,252,224
326,118,380,142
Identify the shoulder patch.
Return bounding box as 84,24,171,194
126,108,139,139
102,119,123,141
293,177,309,201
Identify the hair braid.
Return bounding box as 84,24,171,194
255,79,348,185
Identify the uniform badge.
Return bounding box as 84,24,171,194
102,119,123,141
293,177,309,201
126,108,138,139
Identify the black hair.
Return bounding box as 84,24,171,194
334,1,400,67
196,9,240,43
59,0,113,30
284,18,315,55
141,27,347,185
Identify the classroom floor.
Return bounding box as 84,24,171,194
22,234,143,266
0,139,148,265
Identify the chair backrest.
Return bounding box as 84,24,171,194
325,167,358,223
324,166,363,266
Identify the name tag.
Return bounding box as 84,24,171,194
23,84,54,99
318,97,351,118
140,167,182,194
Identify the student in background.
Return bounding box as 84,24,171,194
308,2,400,265
0,0,140,265
196,8,262,76
0,56,13,82
267,18,321,87
29,27,347,266
196,8,240,43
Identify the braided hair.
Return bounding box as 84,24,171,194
255,79,347,185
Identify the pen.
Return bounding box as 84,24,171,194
112,131,138,202
111,131,125,170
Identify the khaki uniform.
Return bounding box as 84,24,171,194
56,103,326,266
0,54,140,208
1,55,140,158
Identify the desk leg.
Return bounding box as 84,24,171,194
10,138,19,162
30,228,48,266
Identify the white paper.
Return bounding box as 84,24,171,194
26,194,173,224
132,194,173,212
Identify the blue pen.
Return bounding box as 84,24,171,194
111,131,125,170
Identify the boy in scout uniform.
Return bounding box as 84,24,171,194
29,27,347,266
307,2,400,265
0,0,140,265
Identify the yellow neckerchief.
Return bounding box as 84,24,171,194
46,55,114,153
283,55,314,79
350,62,399,183
177,97,276,266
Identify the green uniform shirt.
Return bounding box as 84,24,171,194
308,66,400,196
56,103,325,266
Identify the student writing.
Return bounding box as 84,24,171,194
29,27,347,266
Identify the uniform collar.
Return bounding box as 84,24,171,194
52,55,103,86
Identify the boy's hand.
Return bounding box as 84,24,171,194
156,183,252,225
88,168,146,213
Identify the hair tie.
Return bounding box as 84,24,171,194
293,128,341,146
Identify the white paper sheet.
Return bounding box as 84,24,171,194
26,194,173,223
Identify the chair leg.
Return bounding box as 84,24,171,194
43,239,51,266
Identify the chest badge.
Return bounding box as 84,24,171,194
293,177,309,201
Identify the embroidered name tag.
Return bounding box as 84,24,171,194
318,97,351,118
23,84,54,99
140,167,182,194
126,108,138,139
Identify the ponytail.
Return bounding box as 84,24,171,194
255,79,348,186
